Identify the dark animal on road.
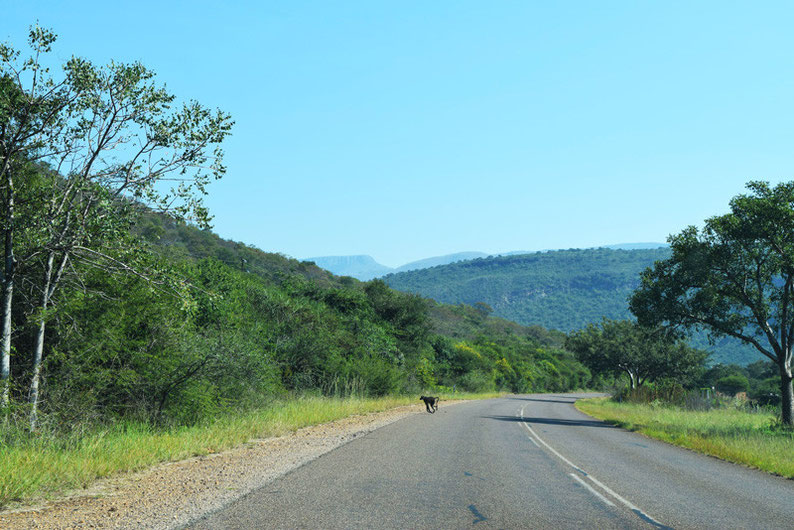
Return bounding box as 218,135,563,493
420,396,439,413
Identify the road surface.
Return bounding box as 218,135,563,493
189,394,794,529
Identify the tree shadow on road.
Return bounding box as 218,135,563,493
482,415,617,429
503,397,576,404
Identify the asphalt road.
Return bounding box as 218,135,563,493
188,394,794,529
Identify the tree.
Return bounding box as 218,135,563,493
715,374,749,395
630,181,794,426
364,279,430,357
565,319,706,389
473,302,493,320
0,26,76,407
1,25,233,428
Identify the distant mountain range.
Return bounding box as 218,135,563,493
304,255,394,281
306,243,668,281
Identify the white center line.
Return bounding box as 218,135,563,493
569,473,615,507
520,407,587,475
519,405,670,529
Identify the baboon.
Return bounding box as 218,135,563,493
420,395,439,413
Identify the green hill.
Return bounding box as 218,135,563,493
136,214,339,287
383,248,760,365
384,248,668,329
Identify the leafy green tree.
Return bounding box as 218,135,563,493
566,319,706,389
746,360,776,381
699,363,747,388
45,257,283,424
473,302,493,320
715,374,749,395
364,279,430,358
630,181,794,426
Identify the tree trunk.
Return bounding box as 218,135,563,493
625,370,637,390
1,176,14,408
28,253,54,431
28,250,68,431
28,316,46,430
779,360,793,427
0,260,12,408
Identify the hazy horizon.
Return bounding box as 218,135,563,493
304,241,668,269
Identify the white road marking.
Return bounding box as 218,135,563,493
519,405,669,529
520,407,587,475
569,473,615,507
586,474,645,515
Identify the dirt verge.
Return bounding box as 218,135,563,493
0,401,451,529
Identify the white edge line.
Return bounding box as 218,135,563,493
569,473,615,507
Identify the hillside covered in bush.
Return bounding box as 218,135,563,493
384,248,670,330
383,249,759,365
0,23,593,433
4,211,592,430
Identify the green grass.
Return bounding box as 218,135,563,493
0,391,499,508
576,397,794,478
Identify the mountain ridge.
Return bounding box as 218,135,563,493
395,251,489,273
305,243,668,281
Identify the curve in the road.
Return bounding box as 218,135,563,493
188,394,794,529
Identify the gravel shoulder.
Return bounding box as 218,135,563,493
0,401,455,529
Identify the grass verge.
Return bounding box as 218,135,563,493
0,391,499,508
576,397,794,478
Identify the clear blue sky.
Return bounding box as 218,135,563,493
6,1,794,267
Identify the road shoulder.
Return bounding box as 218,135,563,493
0,402,462,529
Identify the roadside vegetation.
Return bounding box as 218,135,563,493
566,319,707,390
577,395,794,478
572,321,792,477
562,181,794,473
571,182,794,431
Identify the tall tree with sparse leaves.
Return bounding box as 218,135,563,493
1,25,234,429
0,26,76,409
